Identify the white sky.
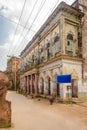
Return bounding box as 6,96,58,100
0,0,75,71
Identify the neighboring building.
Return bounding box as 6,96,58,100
7,56,20,90
20,0,87,100
72,0,87,77
72,0,87,94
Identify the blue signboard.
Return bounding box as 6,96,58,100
57,74,71,83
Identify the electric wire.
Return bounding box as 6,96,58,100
4,0,27,71
0,0,75,71
7,0,27,56
6,0,59,56
13,0,38,54
14,0,47,55
16,0,61,55
0,14,36,32
34,0,61,31
13,0,47,55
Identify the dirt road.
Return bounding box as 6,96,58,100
1,91,87,130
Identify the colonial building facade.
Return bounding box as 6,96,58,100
20,0,87,99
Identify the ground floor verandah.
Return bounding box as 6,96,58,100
20,58,85,99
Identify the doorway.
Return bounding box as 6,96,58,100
28,75,30,94
57,83,60,96
48,77,51,95
41,78,44,94
72,79,78,97
25,76,27,92
32,74,35,93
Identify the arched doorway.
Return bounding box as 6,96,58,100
25,76,27,92
53,74,60,97
28,75,31,94
41,78,44,94
32,74,35,93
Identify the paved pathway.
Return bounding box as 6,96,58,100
1,91,87,130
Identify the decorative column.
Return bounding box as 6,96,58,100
23,77,25,90
60,16,65,54
30,75,32,94
35,73,39,94
24,76,27,91
52,75,57,96
50,31,53,58
32,74,35,93
51,80,57,95
44,78,48,95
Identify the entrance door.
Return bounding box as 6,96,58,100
42,79,44,94
57,83,60,96
72,79,78,97
32,74,35,93
28,76,30,94
25,76,27,92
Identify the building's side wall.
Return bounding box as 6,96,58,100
82,2,87,75
77,0,87,94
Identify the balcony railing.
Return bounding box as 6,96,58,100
20,51,63,73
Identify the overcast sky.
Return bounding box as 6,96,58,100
0,0,75,71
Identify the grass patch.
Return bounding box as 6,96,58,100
0,123,11,128
35,93,41,98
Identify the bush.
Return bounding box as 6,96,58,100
35,93,41,98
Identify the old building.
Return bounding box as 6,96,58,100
72,0,87,94
7,56,20,90
20,0,87,100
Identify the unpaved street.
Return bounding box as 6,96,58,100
1,91,87,130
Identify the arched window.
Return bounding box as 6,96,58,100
32,55,34,63
66,33,73,52
67,34,73,40
40,47,44,63
54,36,59,43
47,43,50,59
54,36,60,53
47,42,50,48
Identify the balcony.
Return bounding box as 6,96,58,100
66,50,73,56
